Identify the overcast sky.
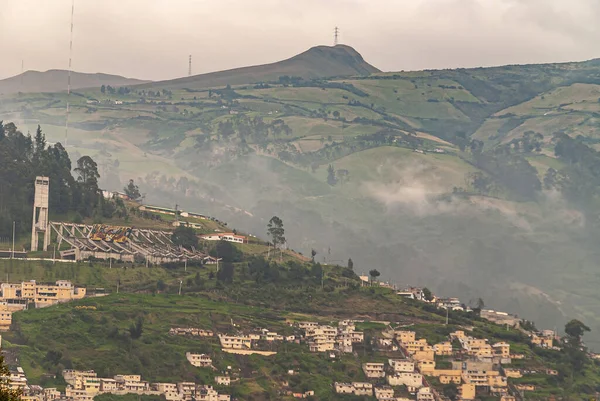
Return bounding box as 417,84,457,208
1,0,599,81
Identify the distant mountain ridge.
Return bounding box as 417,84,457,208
144,44,380,90
0,70,150,94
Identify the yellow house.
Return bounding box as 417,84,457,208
504,369,522,378
428,369,461,379
412,349,435,362
0,280,86,308
402,338,429,354
440,375,461,385
395,330,416,344
0,307,12,330
460,384,476,400
450,330,466,339
492,342,510,358
433,341,453,356
417,360,436,373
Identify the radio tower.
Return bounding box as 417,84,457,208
334,27,339,46
65,0,75,146
188,55,192,76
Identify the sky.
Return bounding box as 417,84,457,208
1,0,599,81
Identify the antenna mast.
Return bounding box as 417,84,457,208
188,55,192,77
65,0,75,146
334,27,339,46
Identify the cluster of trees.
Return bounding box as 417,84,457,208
546,133,600,206
0,122,110,239
467,137,541,200
100,85,131,95
215,116,292,142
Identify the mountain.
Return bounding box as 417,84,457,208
4,53,600,351
144,44,380,90
0,70,150,94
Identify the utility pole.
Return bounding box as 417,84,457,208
178,280,183,295
116,280,119,294
185,258,187,272
109,257,112,269
445,308,449,325
334,27,339,46
188,55,192,77
175,204,179,223
53,245,56,264
11,221,15,259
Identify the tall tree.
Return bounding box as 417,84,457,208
267,216,286,248
564,319,590,345
327,164,337,186
369,269,380,283
171,225,198,250
124,179,141,200
33,125,46,156
347,258,354,270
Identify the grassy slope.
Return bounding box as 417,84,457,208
4,56,600,351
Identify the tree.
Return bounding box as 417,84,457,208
327,164,337,186
101,85,106,94
129,316,144,339
423,287,434,302
347,258,354,270
0,354,22,401
33,125,46,156
267,216,286,248
74,156,100,186
171,225,198,250
217,261,234,284
332,110,340,119
564,319,590,345
124,179,141,200
311,249,317,262
369,269,380,283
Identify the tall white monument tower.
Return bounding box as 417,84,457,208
31,176,50,252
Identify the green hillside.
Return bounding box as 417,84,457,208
4,48,600,352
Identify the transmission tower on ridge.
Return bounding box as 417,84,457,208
188,55,192,76
334,27,339,46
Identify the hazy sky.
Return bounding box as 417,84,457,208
1,0,599,81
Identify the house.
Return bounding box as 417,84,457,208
417,387,434,401
417,360,435,373
334,382,354,394
200,233,247,244
395,330,416,344
99,378,118,392
439,374,461,384
387,372,423,388
460,384,476,400
352,382,373,396
297,322,318,330
363,363,386,378
219,335,252,349
492,342,510,358
388,359,415,373
186,352,212,367
374,386,395,400
433,341,453,356
503,369,522,378
515,384,536,392
397,287,425,301
215,376,230,386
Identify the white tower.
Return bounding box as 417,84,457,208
31,176,50,252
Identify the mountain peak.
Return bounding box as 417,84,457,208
144,44,379,90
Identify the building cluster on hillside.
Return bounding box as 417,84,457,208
299,320,364,353
57,369,229,401
332,324,555,401
0,280,86,330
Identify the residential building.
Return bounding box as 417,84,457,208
353,382,373,396
460,384,476,400
374,386,395,400
199,233,247,244
492,342,510,358
439,375,461,384
388,359,415,373
215,376,230,386
417,387,434,401
218,335,252,350
433,341,453,356
0,280,86,308
186,353,212,367
99,379,118,392
363,363,386,378
504,369,522,378
395,330,416,344
417,360,435,373
334,382,354,394
387,372,423,388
